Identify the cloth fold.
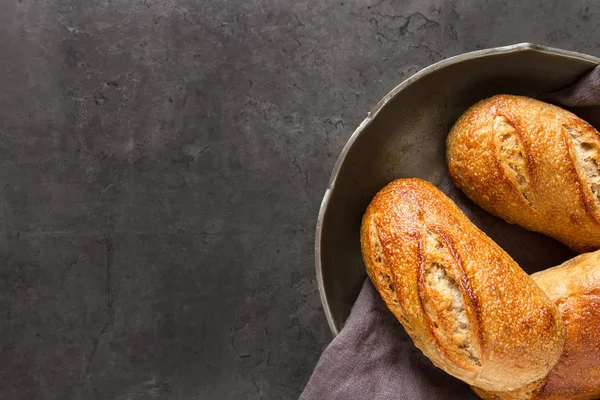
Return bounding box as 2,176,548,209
301,280,474,399
545,65,600,128
301,64,600,400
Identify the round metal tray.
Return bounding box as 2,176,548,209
315,43,600,336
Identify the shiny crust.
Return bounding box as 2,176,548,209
447,95,600,253
360,178,565,392
473,250,600,400
533,251,600,400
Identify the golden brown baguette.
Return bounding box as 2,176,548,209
533,251,600,400
472,250,600,400
360,178,565,392
446,94,600,253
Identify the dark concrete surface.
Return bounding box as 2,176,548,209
0,0,599,399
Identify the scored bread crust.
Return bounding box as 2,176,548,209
360,178,565,392
533,251,600,400
446,94,600,253
473,250,600,400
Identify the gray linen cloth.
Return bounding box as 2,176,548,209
301,65,600,400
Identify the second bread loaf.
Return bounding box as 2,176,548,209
360,178,565,392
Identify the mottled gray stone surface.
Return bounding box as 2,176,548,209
0,1,599,399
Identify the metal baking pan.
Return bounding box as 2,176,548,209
315,43,600,335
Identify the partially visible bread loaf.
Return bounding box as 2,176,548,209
533,251,600,400
446,94,600,253
472,250,600,400
360,178,565,392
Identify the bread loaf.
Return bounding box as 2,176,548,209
446,94,600,253
472,250,600,400
534,251,600,399
360,178,565,392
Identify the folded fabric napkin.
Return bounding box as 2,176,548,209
545,64,600,128
301,64,600,400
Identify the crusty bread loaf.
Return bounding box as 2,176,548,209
472,250,600,400
360,178,565,392
534,251,600,400
446,94,600,253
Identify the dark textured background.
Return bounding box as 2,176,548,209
1,1,599,399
